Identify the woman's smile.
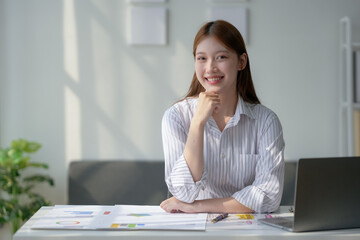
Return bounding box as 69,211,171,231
205,76,224,84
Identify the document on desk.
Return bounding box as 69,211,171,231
206,212,294,230
31,205,116,230
31,205,207,231
94,205,207,230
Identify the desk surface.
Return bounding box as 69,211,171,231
13,206,360,240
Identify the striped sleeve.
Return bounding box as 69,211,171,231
161,107,206,203
232,112,285,213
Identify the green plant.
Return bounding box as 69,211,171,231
0,139,54,234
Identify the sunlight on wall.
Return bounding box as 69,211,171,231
63,0,82,163
63,0,79,83
170,41,194,98
91,17,115,121
65,86,82,162
122,55,151,155
91,14,119,158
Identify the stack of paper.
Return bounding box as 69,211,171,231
31,205,208,231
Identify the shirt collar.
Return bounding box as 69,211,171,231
233,95,256,122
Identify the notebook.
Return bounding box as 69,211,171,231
259,157,360,232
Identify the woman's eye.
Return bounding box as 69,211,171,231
197,57,205,61
217,55,227,60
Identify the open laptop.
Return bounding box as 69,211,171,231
259,157,360,232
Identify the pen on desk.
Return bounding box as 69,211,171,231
211,213,229,223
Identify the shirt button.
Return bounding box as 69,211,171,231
221,154,226,159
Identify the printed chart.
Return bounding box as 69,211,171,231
31,205,116,230
206,212,292,230
31,205,207,231
95,205,208,230
31,205,293,231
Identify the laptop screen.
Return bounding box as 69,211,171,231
293,157,360,232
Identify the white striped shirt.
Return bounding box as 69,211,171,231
161,96,285,213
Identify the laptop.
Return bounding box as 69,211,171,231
259,157,360,232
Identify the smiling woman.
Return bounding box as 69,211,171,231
160,20,285,214
185,20,260,105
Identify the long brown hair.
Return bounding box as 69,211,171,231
183,20,260,104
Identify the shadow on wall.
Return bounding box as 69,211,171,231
62,0,184,162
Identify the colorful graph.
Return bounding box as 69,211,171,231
110,223,146,228
128,213,151,217
56,221,81,225
64,211,93,215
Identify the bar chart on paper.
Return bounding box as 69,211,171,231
99,205,207,230
31,205,208,231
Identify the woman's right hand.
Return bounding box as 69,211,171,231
160,197,196,213
193,91,221,125
182,91,220,182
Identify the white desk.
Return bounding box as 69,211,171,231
13,206,360,240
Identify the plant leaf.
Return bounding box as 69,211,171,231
8,149,23,163
28,162,48,169
18,157,31,169
0,149,8,163
23,174,55,186
11,139,41,153
24,142,42,153
11,139,27,151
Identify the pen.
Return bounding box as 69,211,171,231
211,213,229,223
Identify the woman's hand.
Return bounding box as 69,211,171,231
193,91,220,125
160,197,196,213
182,91,220,182
161,197,255,214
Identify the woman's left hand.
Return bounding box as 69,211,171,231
160,197,196,213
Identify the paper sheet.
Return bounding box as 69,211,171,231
96,205,207,230
31,205,207,231
31,205,293,231
31,205,116,230
206,212,294,230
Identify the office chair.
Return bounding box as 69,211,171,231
68,160,168,205
280,161,297,206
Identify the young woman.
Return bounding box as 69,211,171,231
160,20,285,213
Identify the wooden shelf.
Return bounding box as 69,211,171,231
339,17,359,156
353,42,360,51
353,103,360,110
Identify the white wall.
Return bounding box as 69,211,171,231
1,0,360,204
0,0,5,131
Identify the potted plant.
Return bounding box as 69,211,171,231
0,139,54,234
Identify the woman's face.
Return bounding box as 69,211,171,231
195,36,245,95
